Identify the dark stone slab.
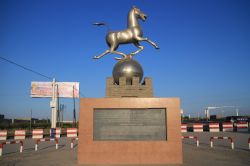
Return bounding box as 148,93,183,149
93,109,167,141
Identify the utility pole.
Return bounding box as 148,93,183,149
59,104,64,127
50,78,58,128
61,104,64,127
236,108,239,116
73,85,76,127
57,90,60,125
180,109,183,122
30,109,32,131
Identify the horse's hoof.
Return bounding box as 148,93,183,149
125,55,132,59
115,57,122,60
93,56,99,59
155,46,160,49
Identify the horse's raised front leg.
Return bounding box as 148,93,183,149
130,43,144,57
93,50,110,59
135,37,160,49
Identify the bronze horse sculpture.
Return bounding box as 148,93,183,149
93,6,159,60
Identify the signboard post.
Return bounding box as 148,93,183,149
51,78,57,128
31,78,79,128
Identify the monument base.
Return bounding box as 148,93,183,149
78,98,183,165
106,77,153,98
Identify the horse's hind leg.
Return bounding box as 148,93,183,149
130,42,144,57
109,45,127,60
112,50,127,60
93,50,110,59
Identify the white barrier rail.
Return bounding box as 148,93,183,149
248,138,250,150
32,129,43,139
222,122,233,132
210,136,234,150
35,138,58,151
181,124,187,133
193,123,203,132
0,130,7,141
0,140,23,156
70,137,79,149
209,123,219,132
14,130,26,140
182,136,199,147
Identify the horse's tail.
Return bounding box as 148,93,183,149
92,22,110,32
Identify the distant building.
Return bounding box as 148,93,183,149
0,114,4,120
61,120,74,124
0,115,11,127
12,118,38,124
36,119,50,123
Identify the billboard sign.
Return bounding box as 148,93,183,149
31,82,79,98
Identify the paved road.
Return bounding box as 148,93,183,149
182,132,250,166
0,132,249,166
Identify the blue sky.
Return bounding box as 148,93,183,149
0,0,250,120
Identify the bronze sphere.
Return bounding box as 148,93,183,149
112,58,144,84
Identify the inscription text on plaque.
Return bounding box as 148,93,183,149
93,108,167,141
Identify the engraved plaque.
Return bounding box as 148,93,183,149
93,109,166,141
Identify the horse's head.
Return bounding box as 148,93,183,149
133,6,147,22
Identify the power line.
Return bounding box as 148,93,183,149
0,56,53,80
0,56,85,97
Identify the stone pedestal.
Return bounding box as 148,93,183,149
78,98,183,165
106,77,153,97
